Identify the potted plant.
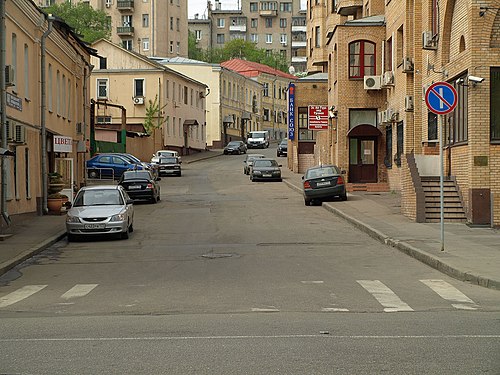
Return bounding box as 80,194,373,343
48,172,65,194
47,192,69,213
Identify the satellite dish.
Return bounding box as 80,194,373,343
288,66,296,75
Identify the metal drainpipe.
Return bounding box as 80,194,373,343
1,0,10,225
41,15,54,214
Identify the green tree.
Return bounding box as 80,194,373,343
188,31,204,61
143,95,166,135
44,2,110,44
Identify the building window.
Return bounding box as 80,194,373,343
250,34,258,42
142,14,149,27
11,34,17,86
280,34,287,45
170,17,173,30
176,41,180,54
122,15,132,27
169,41,174,53
491,68,500,141
395,122,403,166
263,82,269,96
134,79,144,97
217,34,225,44
217,18,225,28
298,107,316,140
97,79,108,99
176,18,180,31
315,26,320,47
24,44,29,100
266,34,273,43
280,18,287,28
446,74,468,145
250,2,258,11
385,125,393,168
184,86,188,104
195,30,202,40
265,18,273,28
48,64,53,112
386,37,393,71
428,112,438,141
349,40,376,78
56,71,60,114
142,38,150,51
280,2,292,11
122,40,133,50
251,18,258,27
431,0,439,36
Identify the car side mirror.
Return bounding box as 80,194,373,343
341,170,346,174
278,165,282,167
126,199,134,205
64,201,72,208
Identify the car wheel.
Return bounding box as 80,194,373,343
88,170,98,178
151,195,157,204
129,222,134,233
341,193,348,201
178,172,182,177
121,225,130,239
67,233,77,242
304,198,312,206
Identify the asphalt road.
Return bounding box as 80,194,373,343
1,148,499,374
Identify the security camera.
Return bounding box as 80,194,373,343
455,78,465,85
468,75,484,83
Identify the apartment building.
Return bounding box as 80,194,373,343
37,0,188,58
188,0,307,73
222,59,296,141
1,0,95,221
90,40,207,160
303,0,500,226
153,57,263,148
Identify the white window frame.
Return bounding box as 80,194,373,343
266,34,273,44
142,38,150,51
97,78,109,99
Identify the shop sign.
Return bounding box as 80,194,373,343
53,136,73,153
288,83,295,140
308,105,328,130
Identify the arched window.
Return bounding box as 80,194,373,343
349,40,376,79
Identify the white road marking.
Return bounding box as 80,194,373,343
321,307,349,312
420,279,477,310
357,280,413,312
301,281,324,284
0,334,498,343
61,284,98,299
251,307,280,312
0,285,47,308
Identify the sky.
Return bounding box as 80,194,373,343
188,0,307,18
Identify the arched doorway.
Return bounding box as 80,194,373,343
347,124,382,183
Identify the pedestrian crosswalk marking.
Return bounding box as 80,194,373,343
0,285,47,308
357,280,414,312
420,279,477,310
61,284,98,299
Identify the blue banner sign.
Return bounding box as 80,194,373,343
288,83,295,140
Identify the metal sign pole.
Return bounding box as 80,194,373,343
439,115,445,251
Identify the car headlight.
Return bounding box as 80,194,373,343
110,213,127,222
273,171,281,176
66,215,81,223
254,171,262,175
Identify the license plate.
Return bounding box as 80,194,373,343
316,181,331,186
263,174,272,177
128,185,141,189
84,223,105,229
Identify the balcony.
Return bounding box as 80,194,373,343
117,26,134,36
117,0,134,10
229,24,247,32
336,0,363,16
291,41,306,48
259,9,278,17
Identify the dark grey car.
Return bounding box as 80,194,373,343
302,165,347,205
224,141,247,155
277,139,288,157
250,158,282,182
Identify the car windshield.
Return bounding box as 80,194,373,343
280,140,287,145
159,157,177,164
73,189,124,206
254,160,278,167
123,171,151,180
307,167,338,179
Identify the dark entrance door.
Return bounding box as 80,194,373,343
349,137,377,183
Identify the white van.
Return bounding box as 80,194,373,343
247,130,270,149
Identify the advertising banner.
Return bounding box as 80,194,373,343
308,105,329,130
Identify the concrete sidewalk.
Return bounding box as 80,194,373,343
1,150,499,291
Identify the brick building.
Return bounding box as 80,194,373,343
304,0,500,227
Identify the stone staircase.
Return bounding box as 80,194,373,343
421,177,467,223
347,182,390,192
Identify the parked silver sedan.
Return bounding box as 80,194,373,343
65,185,134,241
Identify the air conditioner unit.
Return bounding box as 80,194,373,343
382,71,394,86
386,108,394,122
133,96,144,105
363,75,382,90
405,95,414,111
391,111,400,122
14,124,26,144
402,57,414,73
5,65,15,87
422,31,437,50
4,120,14,140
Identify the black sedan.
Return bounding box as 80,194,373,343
223,141,247,155
302,165,347,206
277,139,288,157
250,158,282,182
118,170,161,203
157,156,182,176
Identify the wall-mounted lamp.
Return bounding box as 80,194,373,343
479,7,500,16
328,105,338,119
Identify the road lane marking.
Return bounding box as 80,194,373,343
61,284,98,299
357,280,414,312
301,281,324,284
321,307,350,312
0,285,47,308
251,307,280,312
420,279,477,310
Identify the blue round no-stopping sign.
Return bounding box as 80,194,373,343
425,82,458,115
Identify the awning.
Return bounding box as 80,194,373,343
222,115,234,124
183,119,199,126
126,131,150,138
347,124,382,137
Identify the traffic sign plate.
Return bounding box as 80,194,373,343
425,82,458,115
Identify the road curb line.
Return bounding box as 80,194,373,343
0,230,67,277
